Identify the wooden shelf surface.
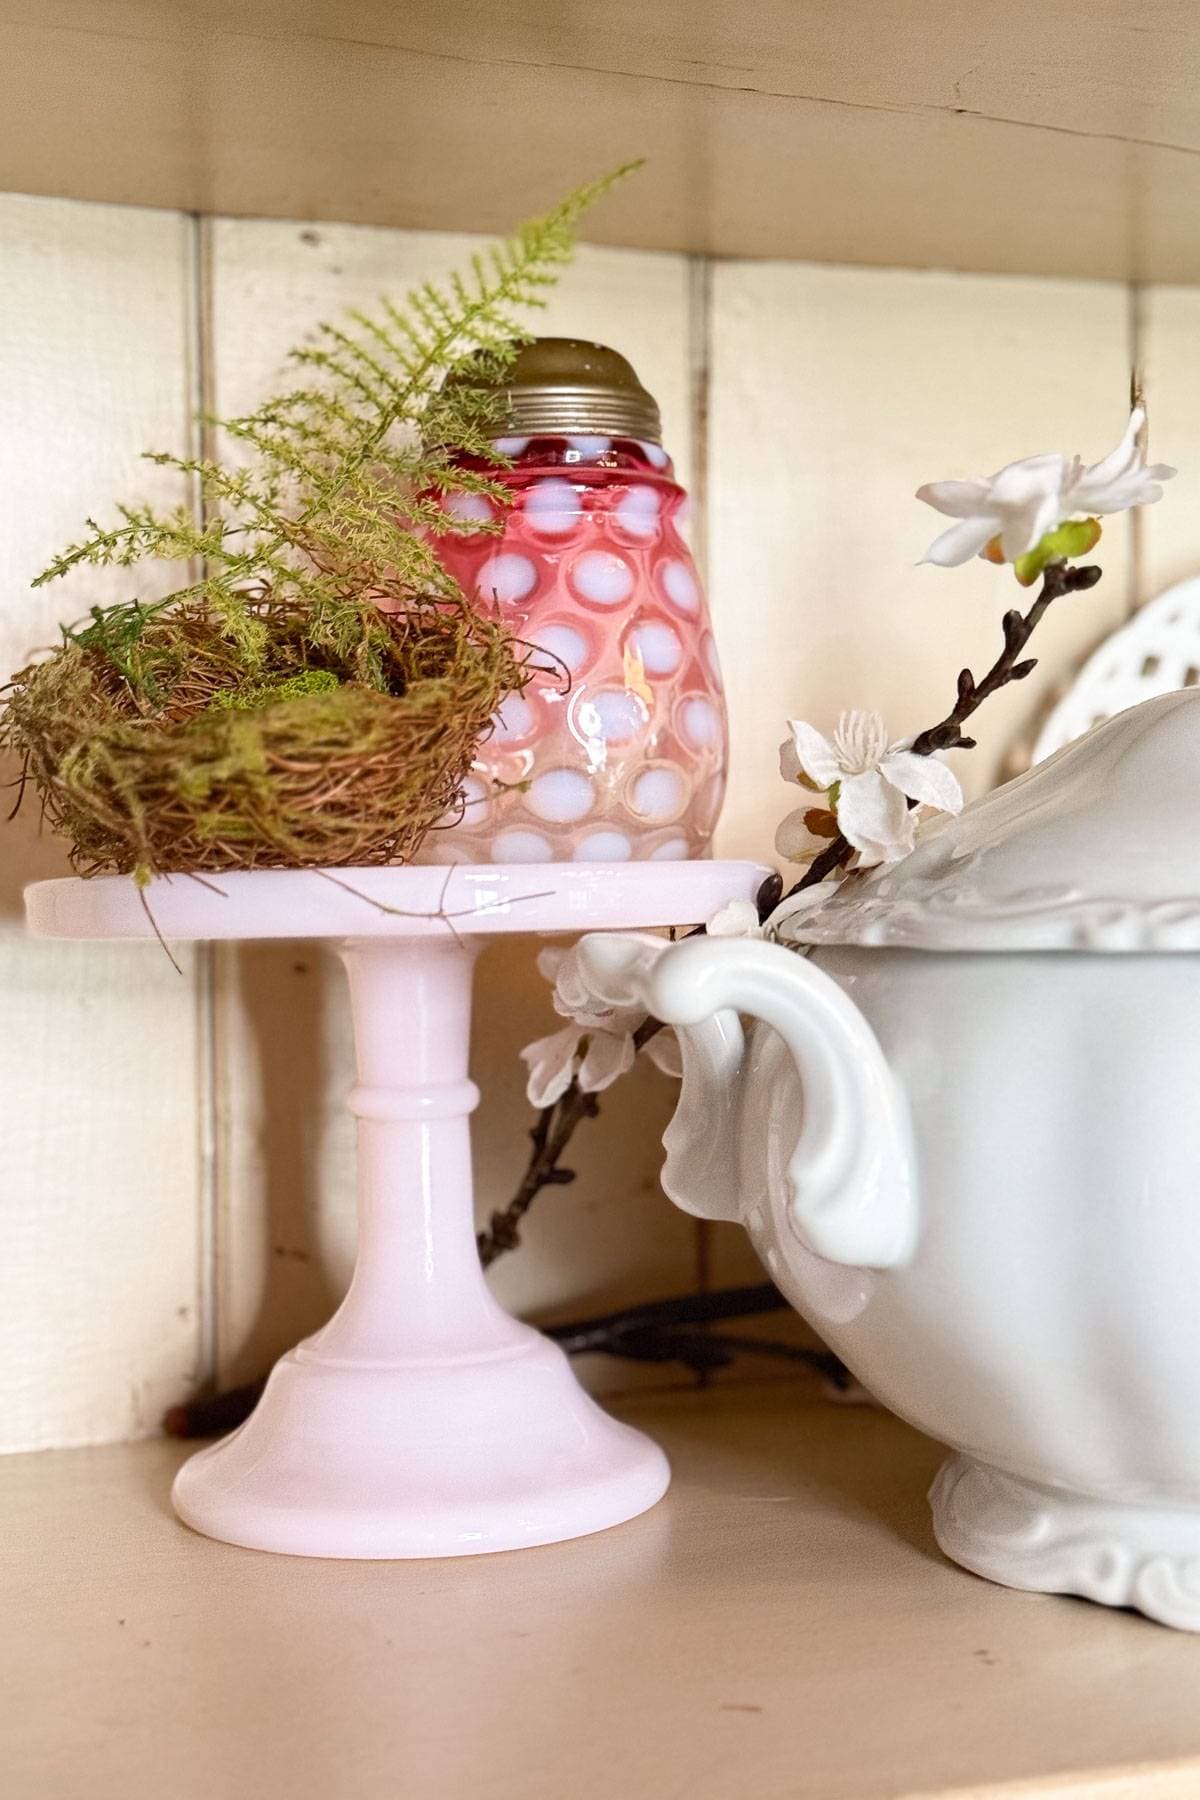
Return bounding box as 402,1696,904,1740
5,1382,1200,1799
3,2,1200,282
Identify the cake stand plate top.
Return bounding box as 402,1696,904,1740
25,860,769,943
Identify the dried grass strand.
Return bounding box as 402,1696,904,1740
2,593,525,878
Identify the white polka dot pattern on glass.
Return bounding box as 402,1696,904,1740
570,550,634,608
677,694,721,750
702,631,723,682
660,558,699,616
627,619,682,678
475,552,537,606
615,485,661,539
421,842,474,865
523,478,583,537
450,775,491,825
434,773,492,831
528,768,595,824
491,692,538,745
443,491,493,526
493,436,529,456
421,436,728,864
573,830,633,862
575,688,647,745
491,829,552,863
528,620,592,677
565,435,612,460
629,765,686,824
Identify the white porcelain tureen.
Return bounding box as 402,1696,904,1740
579,688,1200,1630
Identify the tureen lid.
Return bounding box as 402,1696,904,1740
786,688,1200,953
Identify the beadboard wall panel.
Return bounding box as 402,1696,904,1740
703,261,1137,1290
1133,287,1200,601
706,263,1137,865
3,189,1181,1448
203,221,701,1388
0,194,206,1450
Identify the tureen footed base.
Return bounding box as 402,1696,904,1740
930,1455,1200,1631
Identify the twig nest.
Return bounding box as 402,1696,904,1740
2,595,524,877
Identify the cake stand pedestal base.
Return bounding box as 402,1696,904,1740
26,859,766,1558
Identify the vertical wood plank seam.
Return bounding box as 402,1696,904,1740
1129,279,1148,619
688,252,715,1303
687,254,713,592
190,212,219,1393
194,943,217,1399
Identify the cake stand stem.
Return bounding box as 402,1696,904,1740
313,936,511,1362
170,928,670,1559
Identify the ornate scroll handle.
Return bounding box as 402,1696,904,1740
578,934,919,1269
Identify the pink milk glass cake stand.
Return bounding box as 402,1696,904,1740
26,858,767,1559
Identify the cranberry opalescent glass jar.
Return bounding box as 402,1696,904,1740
423,339,728,864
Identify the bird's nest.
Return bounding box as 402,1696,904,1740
1,595,525,878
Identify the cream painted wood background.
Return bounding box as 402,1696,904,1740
1,191,1192,1450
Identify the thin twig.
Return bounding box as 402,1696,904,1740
907,559,1102,754
4,753,28,822
483,556,1107,1262
477,1081,600,1264
185,872,230,898
163,1282,850,1437
136,885,184,976
784,557,1102,898
315,866,555,927
474,1011,676,1264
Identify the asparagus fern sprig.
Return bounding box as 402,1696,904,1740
34,165,638,689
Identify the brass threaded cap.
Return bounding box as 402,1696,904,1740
449,337,662,444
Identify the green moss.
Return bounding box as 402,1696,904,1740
1,169,639,876
208,668,341,712
1,597,522,876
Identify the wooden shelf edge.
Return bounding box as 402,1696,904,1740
6,5,1200,282
4,1383,1200,1799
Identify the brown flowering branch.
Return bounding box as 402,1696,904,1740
476,1015,661,1266
481,554,1104,1266
477,1081,599,1266
166,562,1111,1437
784,556,1102,899
164,1283,851,1437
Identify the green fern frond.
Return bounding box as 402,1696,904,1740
33,506,216,585
29,164,639,685
66,596,173,655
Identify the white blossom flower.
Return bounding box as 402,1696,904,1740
917,406,1174,567
707,883,844,940
520,1024,598,1109
776,709,962,868
706,898,764,939
520,944,680,1107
